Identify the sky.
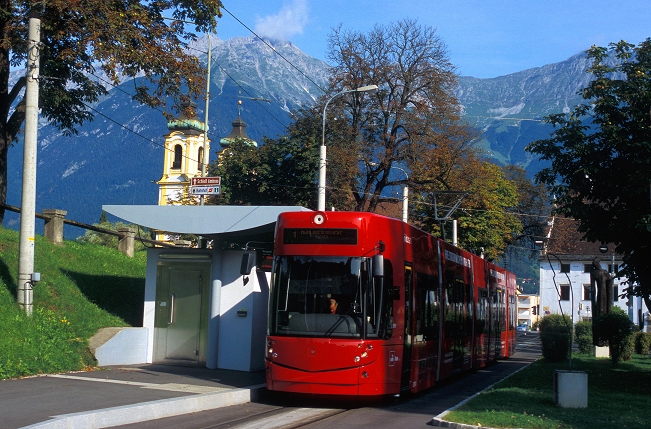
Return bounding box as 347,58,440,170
213,0,651,78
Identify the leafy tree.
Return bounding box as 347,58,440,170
0,0,223,223
415,161,522,260
502,165,550,251
501,165,550,281
526,39,651,314
323,19,478,213
208,119,318,208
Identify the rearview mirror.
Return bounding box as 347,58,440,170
372,254,384,277
240,252,255,275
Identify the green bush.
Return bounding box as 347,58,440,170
77,220,148,251
593,307,635,364
539,314,572,362
620,332,636,361
574,320,593,355
634,331,651,355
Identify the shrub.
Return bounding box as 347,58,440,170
593,307,635,364
620,332,636,361
574,320,593,355
539,314,572,362
635,332,651,355
77,220,148,251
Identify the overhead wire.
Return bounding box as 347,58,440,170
37,7,329,173
182,42,288,128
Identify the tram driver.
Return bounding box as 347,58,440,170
329,298,339,314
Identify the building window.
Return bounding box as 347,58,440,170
583,264,592,273
608,263,619,274
583,284,592,301
560,263,570,273
613,284,619,302
560,284,570,301
172,144,182,169
197,147,204,170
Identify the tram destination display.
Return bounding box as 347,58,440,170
283,228,358,245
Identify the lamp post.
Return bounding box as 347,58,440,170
319,85,378,211
368,162,409,223
392,166,409,223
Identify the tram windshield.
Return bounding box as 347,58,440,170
269,256,392,339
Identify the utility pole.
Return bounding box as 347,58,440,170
200,34,211,206
18,10,41,315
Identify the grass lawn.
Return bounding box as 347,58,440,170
0,226,146,379
444,354,651,429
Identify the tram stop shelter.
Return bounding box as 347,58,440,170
100,205,310,372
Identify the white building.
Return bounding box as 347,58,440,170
538,217,647,329
517,293,539,328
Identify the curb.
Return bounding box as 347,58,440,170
21,384,266,429
431,359,534,429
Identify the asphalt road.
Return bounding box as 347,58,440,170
115,332,541,429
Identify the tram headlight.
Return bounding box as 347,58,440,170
313,213,325,225
268,348,273,355
354,356,361,362
361,351,368,358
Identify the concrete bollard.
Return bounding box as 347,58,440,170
554,370,588,408
43,209,67,245
118,227,136,257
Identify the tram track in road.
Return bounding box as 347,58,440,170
194,406,349,429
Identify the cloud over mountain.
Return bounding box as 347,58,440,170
254,0,309,41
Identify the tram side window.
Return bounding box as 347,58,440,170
416,271,439,341
477,289,488,335
366,260,394,339
499,290,506,332
444,274,465,339
464,283,473,336
491,289,500,336
509,294,516,330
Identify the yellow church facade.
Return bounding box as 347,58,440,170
157,102,210,207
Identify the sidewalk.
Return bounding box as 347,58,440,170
0,364,266,429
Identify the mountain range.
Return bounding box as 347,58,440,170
5,35,596,238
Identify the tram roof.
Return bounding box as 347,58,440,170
102,205,311,240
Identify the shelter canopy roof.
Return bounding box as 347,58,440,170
102,205,310,239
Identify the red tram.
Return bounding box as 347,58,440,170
263,211,516,396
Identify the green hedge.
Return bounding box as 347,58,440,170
539,314,572,362
593,307,635,364
635,332,651,355
574,320,593,355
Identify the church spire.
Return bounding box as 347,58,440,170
220,100,257,148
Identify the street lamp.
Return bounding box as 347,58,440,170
319,84,378,211
392,166,409,223
599,244,615,275
368,162,409,223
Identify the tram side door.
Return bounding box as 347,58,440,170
401,264,414,390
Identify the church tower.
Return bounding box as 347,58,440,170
157,100,210,206
218,100,257,161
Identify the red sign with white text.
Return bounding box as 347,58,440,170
191,177,221,186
